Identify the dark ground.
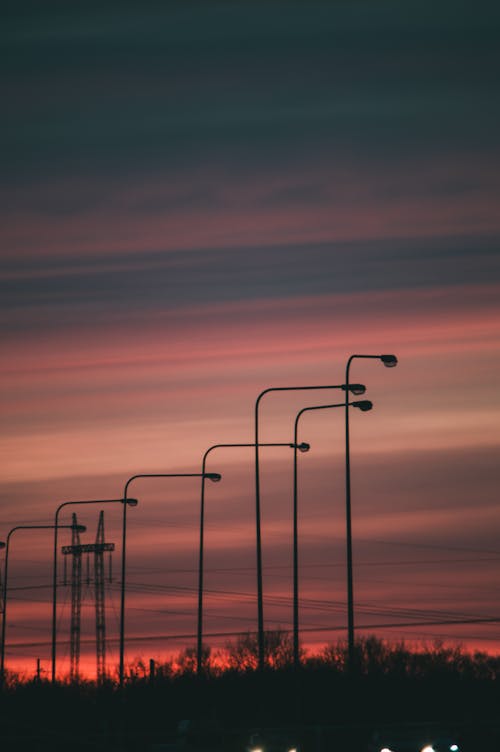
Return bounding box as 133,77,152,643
1,666,500,751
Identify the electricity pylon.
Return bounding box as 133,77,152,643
62,511,114,683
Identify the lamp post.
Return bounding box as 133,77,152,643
254,382,365,669
0,540,6,609
292,400,373,669
345,354,397,667
197,441,309,676
51,498,138,684
119,471,221,688
1,523,86,685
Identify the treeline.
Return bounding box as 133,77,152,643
123,632,500,682
2,636,500,750
5,632,500,686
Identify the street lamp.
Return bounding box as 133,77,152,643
119,471,222,687
345,354,397,666
0,540,5,603
254,382,365,669
1,523,86,685
292,400,373,669
51,498,138,683
197,440,310,676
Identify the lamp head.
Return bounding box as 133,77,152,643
0,541,5,550
73,524,87,533
205,472,222,483
349,383,366,395
297,442,310,453
125,498,139,507
380,354,397,367
352,400,373,412
341,383,366,395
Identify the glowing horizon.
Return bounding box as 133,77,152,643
2,3,500,681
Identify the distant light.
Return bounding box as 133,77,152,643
381,354,397,367
380,748,393,752
288,747,297,752
250,747,263,752
450,746,459,752
297,442,310,453
421,746,435,752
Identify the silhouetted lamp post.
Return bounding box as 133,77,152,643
0,541,5,619
1,523,86,685
51,498,138,683
345,353,397,666
119,471,221,688
197,441,309,676
254,381,365,669
0,540,5,672
292,399,372,669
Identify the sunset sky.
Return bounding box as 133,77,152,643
2,2,500,680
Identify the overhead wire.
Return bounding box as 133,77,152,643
6,535,500,657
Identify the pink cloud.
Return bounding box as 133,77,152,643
2,283,500,676
3,155,499,261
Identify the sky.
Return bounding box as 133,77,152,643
2,2,500,681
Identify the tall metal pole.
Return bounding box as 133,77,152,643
119,484,130,689
51,498,135,684
254,394,265,670
94,511,107,684
69,514,82,683
51,511,61,683
0,534,12,685
292,424,300,670
254,383,363,669
292,400,371,669
345,359,353,666
198,458,209,677
197,442,305,676
344,354,397,666
119,472,220,688
2,524,84,686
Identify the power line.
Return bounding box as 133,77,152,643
7,615,500,651
8,579,498,635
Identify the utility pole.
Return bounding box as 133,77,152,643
94,511,107,683
68,514,82,682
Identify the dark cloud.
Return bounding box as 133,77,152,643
3,2,499,181
2,236,499,336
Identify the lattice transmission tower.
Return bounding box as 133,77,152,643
61,511,115,682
